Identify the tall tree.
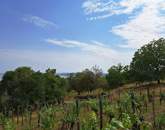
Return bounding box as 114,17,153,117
106,64,124,89
130,38,165,83
68,69,95,94
68,67,104,94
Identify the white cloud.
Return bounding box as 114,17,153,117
0,48,133,73
82,0,146,20
82,0,165,48
91,40,105,46
45,39,132,61
82,0,115,15
112,0,165,48
23,15,57,29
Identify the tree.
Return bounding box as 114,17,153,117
68,73,82,95
97,77,109,90
44,69,67,104
68,69,95,94
122,65,131,84
130,38,165,84
0,67,35,107
91,65,107,89
0,67,67,108
91,65,103,78
69,67,103,94
106,64,124,89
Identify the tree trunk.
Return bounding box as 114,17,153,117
157,79,160,84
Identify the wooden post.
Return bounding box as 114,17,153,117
99,95,103,130
16,106,19,124
4,106,7,117
130,92,136,114
28,106,32,125
145,99,148,112
152,91,156,128
159,84,162,105
76,99,80,130
37,104,41,128
21,106,24,125
11,108,14,122
30,109,32,125
25,105,27,122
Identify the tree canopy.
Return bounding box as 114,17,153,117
130,38,165,83
106,64,126,89
68,66,107,94
0,67,67,108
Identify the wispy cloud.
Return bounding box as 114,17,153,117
22,15,57,29
111,0,165,48
46,39,117,58
0,48,132,73
0,39,133,73
82,0,165,48
82,0,145,20
45,38,133,62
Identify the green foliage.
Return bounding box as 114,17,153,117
122,65,131,84
121,113,132,129
98,77,109,90
160,93,165,102
0,114,15,130
81,111,98,130
0,67,67,108
104,118,125,130
84,99,99,114
40,106,56,130
106,64,130,89
130,38,165,83
22,125,34,130
106,64,124,88
4,119,16,130
68,67,103,94
104,106,115,123
43,70,67,103
155,113,165,130
103,113,151,130
0,91,154,130
119,92,142,114
140,121,151,130
63,108,77,124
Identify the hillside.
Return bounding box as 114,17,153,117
0,83,164,130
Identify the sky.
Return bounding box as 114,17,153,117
0,0,165,73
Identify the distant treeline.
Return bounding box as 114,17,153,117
0,38,165,109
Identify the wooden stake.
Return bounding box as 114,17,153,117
99,95,103,130
76,99,80,130
152,91,156,128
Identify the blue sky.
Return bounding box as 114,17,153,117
0,0,165,73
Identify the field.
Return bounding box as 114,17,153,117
0,83,164,130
